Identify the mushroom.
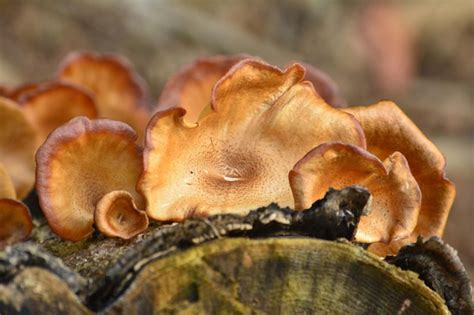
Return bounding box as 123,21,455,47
0,82,39,101
95,190,149,239
0,162,16,199
289,142,421,243
0,97,38,199
139,59,366,221
157,55,348,124
0,199,33,248
156,54,248,123
346,101,455,253
0,84,7,96
20,82,98,143
0,146,33,249
287,61,347,108
57,51,150,141
36,116,144,241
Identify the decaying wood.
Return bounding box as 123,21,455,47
0,239,450,315
387,237,473,314
0,187,467,314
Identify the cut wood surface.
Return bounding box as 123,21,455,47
0,238,449,314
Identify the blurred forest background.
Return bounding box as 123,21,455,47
0,0,472,277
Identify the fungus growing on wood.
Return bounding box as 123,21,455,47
346,101,455,254
20,82,98,142
157,54,248,123
95,190,149,239
139,59,365,221
0,97,38,199
289,143,421,243
0,199,33,248
157,55,347,124
58,51,150,140
36,117,144,241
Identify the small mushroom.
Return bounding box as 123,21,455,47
139,59,365,221
57,51,150,141
20,82,98,143
0,97,38,199
95,190,149,239
346,101,455,253
156,54,248,123
290,143,421,243
0,199,33,248
36,117,144,241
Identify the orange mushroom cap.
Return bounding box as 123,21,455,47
290,143,421,243
95,190,149,239
0,85,7,97
57,51,150,140
0,162,16,199
157,54,249,123
1,82,40,102
139,59,366,221
0,199,33,248
0,97,38,199
19,82,98,143
36,117,144,241
157,55,347,124
289,61,347,108
346,101,455,253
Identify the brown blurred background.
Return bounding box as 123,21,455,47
0,0,472,277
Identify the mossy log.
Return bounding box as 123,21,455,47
0,238,448,314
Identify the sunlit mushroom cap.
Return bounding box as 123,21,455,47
289,61,347,108
57,51,150,140
139,59,366,221
157,55,347,124
156,54,248,123
0,199,33,248
95,190,149,239
36,117,144,241
0,97,38,199
20,82,98,142
289,143,421,243
346,101,455,251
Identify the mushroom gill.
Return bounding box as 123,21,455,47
139,59,366,221
36,117,144,241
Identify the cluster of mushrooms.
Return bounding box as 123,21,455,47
0,52,455,256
